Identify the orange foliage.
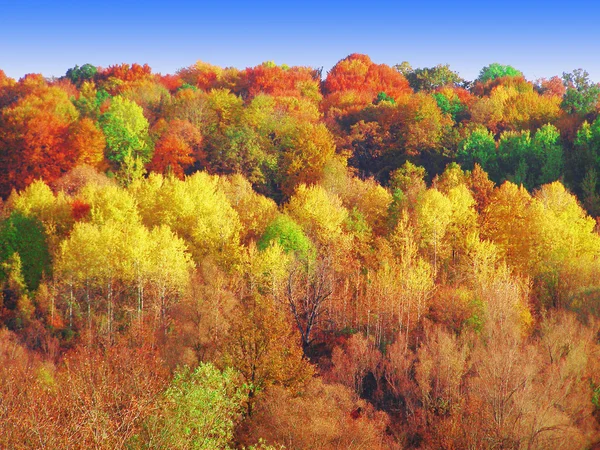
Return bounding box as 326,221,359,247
99,62,152,82
324,53,412,100
178,60,224,91
148,119,203,178
0,86,79,196
240,63,319,100
472,75,532,97
66,117,106,168
396,93,452,155
49,77,78,98
157,73,184,92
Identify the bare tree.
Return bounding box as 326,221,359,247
284,253,333,352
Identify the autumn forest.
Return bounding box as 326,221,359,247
1,54,600,448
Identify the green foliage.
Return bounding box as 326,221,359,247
159,363,247,450
73,84,110,118
389,161,426,193
457,127,498,177
0,212,51,292
65,64,97,85
498,130,532,187
561,69,600,116
592,382,600,409
374,91,396,104
465,297,485,333
100,96,152,165
405,64,464,91
460,124,564,190
533,124,564,185
432,91,466,121
178,83,198,92
477,63,522,83
258,214,314,261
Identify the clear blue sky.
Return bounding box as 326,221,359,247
1,0,599,82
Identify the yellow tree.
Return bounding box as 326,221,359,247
483,181,533,274
147,225,195,329
131,172,242,267
528,182,600,308
415,188,453,273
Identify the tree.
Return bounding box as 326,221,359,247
100,95,151,166
403,64,464,92
155,363,246,450
131,172,242,266
415,188,453,272
561,69,600,116
497,130,532,187
222,295,314,415
146,225,195,328
65,64,97,85
0,212,50,292
467,163,495,214
432,88,469,122
148,119,203,178
284,254,334,351
395,92,452,156
243,378,390,449
324,53,412,101
477,63,523,84
278,121,337,197
0,86,80,196
285,183,350,252
239,62,320,101
258,214,314,261
533,124,564,185
483,181,533,274
218,174,279,244
66,117,106,168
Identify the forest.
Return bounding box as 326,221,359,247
1,54,600,449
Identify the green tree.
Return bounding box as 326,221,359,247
65,64,98,85
477,63,523,83
258,214,314,262
0,212,50,292
156,363,246,450
497,130,532,187
457,126,498,179
100,96,151,166
561,69,600,116
533,124,563,185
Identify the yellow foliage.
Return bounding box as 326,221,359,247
285,184,350,251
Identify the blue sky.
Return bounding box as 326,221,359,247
1,0,599,82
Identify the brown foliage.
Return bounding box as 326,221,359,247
241,378,393,449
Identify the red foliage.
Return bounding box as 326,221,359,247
0,86,79,197
99,63,152,82
538,76,567,98
239,63,318,99
178,61,223,91
148,119,203,178
157,73,184,92
15,73,47,98
324,53,412,100
448,86,477,108
71,199,91,221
